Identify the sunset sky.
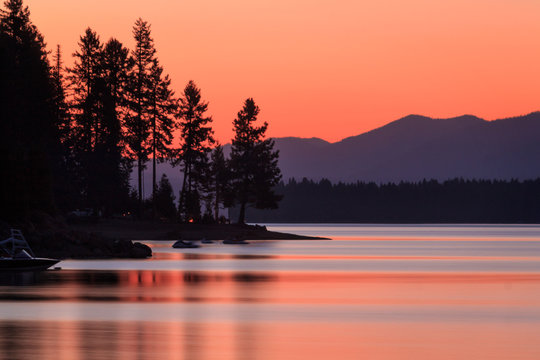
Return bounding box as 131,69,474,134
26,0,540,143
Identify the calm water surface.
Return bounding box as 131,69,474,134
1,224,540,359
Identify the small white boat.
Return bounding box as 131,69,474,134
0,229,60,271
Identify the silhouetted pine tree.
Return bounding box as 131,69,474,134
125,18,155,216
0,0,59,219
51,44,70,143
175,80,215,222
97,38,132,214
50,44,78,211
68,31,132,215
69,28,102,152
229,98,282,224
68,28,103,211
148,60,177,212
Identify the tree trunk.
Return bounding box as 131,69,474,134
152,155,156,198
152,114,156,218
137,157,142,218
152,154,156,217
179,162,188,221
214,182,219,222
187,160,191,193
237,177,249,224
238,201,246,224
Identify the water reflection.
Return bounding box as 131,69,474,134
1,269,540,306
2,225,540,359
153,252,276,260
0,270,278,303
1,320,540,360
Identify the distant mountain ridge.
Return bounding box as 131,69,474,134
136,112,540,197
273,112,540,183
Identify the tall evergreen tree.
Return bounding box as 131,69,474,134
125,18,156,216
0,0,59,219
101,38,131,117
229,98,282,224
148,60,177,211
97,38,132,214
68,28,103,210
51,44,70,142
50,44,77,210
175,80,215,222
69,28,102,154
68,32,132,214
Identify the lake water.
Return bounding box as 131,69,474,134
1,224,540,359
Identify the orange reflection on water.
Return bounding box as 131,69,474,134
152,251,540,261
116,270,540,307
1,269,540,359
2,320,540,360
152,252,274,260
2,270,540,307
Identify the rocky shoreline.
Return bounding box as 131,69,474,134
70,218,328,241
1,214,327,260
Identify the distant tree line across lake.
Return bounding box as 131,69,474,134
234,178,540,223
0,0,281,224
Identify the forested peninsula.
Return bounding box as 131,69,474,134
0,0,295,258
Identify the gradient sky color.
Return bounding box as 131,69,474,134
26,0,540,143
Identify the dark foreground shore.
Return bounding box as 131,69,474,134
70,219,328,241
1,214,326,260
1,214,152,260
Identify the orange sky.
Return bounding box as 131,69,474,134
25,0,540,143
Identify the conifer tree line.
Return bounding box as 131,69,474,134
0,0,281,224
235,178,540,223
